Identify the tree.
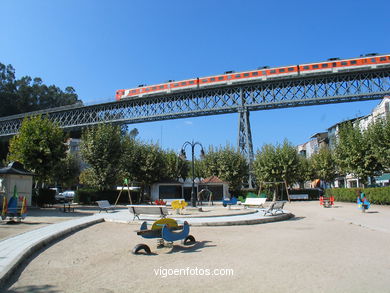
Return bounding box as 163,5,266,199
366,116,390,171
310,146,337,186
120,137,165,197
296,155,315,187
0,63,18,117
7,115,67,185
199,145,248,193
80,124,122,190
253,140,301,200
129,128,139,139
0,61,81,118
55,153,81,189
162,150,189,181
334,122,380,185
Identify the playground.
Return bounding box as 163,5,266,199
2,201,390,292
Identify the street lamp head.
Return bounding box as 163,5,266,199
179,149,186,160
200,148,205,159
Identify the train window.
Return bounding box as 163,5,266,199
288,68,294,71
269,70,276,74
350,60,357,64
303,66,309,70
152,87,157,90
228,76,233,79
235,74,241,78
159,86,164,89
201,79,208,83
181,82,187,86
279,69,285,73
218,76,224,80
189,81,195,84
332,62,337,67
341,62,347,65
243,73,250,77
380,57,386,61
312,65,319,69
321,64,328,68
132,90,136,93
371,58,377,62
210,78,215,81
252,72,258,76
174,83,179,87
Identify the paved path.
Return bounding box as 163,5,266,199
0,206,291,287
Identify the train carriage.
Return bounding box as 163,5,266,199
115,54,390,101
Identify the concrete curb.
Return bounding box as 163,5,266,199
0,217,104,288
187,212,294,226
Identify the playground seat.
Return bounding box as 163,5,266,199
1,195,28,222
222,197,238,208
319,196,334,208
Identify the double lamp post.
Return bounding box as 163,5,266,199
179,140,205,207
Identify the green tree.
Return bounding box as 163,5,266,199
296,155,315,187
199,145,248,193
162,150,189,181
366,116,390,171
253,140,301,200
334,122,380,185
80,124,122,190
310,146,337,186
0,61,81,118
55,153,81,189
0,63,18,117
7,115,67,185
121,138,165,199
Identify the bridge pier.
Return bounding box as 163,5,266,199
237,105,255,189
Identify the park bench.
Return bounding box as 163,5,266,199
264,201,286,216
127,204,169,220
242,197,267,208
96,200,115,213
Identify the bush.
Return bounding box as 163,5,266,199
325,187,390,205
290,188,322,200
37,188,56,207
74,188,141,204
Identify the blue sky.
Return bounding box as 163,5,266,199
1,0,389,153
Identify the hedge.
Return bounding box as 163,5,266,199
74,188,141,204
36,188,56,207
324,187,390,205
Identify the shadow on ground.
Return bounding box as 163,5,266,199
5,284,60,293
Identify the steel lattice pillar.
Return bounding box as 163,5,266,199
238,106,254,189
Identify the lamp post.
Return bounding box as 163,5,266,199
179,140,205,207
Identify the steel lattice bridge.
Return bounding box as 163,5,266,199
1,67,390,182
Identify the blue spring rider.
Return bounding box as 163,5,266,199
132,218,196,254
357,192,370,212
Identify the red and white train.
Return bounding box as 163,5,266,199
115,54,390,101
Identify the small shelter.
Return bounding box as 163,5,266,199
0,162,34,206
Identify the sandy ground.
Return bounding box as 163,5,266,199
3,201,390,293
